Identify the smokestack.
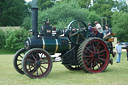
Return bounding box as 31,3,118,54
31,0,38,37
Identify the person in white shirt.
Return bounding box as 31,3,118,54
115,41,122,63
94,21,104,38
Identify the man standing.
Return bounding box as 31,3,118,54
94,21,104,38
115,41,122,63
126,45,128,61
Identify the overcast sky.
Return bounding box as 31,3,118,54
25,0,32,2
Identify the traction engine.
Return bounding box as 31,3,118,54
13,0,115,78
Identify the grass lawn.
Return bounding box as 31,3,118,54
0,52,128,85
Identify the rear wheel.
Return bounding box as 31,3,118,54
77,38,110,73
22,48,52,78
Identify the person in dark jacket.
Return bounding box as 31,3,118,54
103,24,112,40
126,45,128,61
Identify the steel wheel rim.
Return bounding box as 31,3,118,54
23,49,52,78
83,39,109,73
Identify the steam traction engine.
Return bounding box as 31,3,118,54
13,0,115,78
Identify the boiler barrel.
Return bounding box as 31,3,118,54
25,37,71,54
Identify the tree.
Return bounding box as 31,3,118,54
111,11,128,42
78,0,91,9
0,0,29,26
88,11,101,26
38,0,54,11
89,0,114,26
0,29,6,48
5,28,29,51
38,0,90,29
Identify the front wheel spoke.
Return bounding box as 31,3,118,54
32,54,36,61
36,52,39,60
40,57,47,61
41,62,48,64
28,59,35,63
28,64,35,70
31,66,37,74
40,67,44,74
37,68,38,76
41,65,47,69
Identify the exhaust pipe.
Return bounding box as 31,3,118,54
31,0,38,37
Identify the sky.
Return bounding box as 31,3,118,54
25,0,32,2
25,0,128,4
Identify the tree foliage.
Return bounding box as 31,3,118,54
38,0,54,11
21,16,32,30
0,0,29,26
0,29,6,48
89,0,114,26
38,0,90,29
111,11,128,42
78,0,91,9
88,11,101,26
5,28,29,52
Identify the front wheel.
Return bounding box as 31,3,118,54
22,48,52,78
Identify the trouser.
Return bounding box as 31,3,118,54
103,35,112,41
96,32,104,39
116,53,121,63
127,52,128,61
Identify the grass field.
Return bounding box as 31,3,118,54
0,52,128,85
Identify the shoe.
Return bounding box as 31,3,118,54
109,59,113,65
112,52,116,58
117,62,119,63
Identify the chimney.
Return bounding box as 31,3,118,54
31,0,38,37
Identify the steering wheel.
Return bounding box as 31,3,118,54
91,27,98,35
66,20,88,45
